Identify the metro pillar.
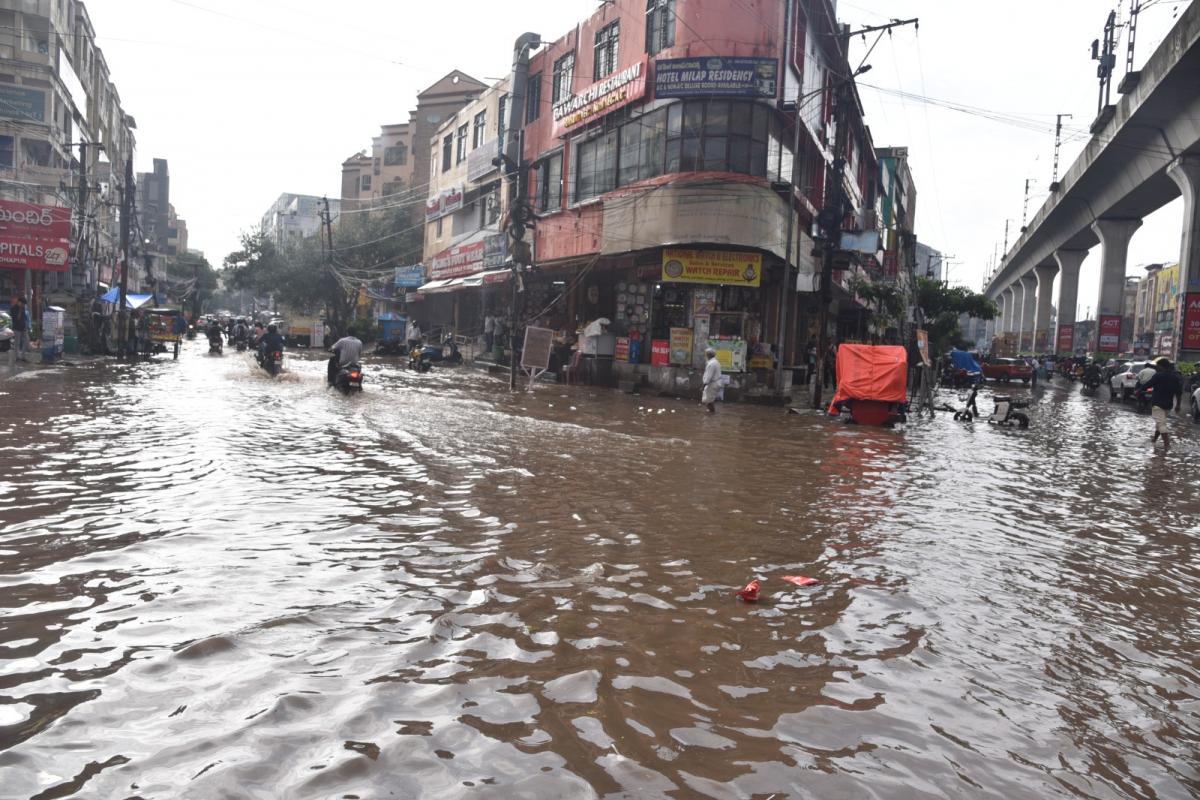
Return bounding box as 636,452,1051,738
1033,262,1058,353
1166,156,1200,362
1018,273,1037,353
1091,218,1141,351
1053,249,1087,354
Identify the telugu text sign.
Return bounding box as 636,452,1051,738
662,249,762,287
0,200,70,272
654,57,778,99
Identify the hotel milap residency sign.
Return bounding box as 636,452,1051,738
553,58,648,137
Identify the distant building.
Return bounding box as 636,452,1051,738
260,193,339,249
137,158,170,254
166,204,187,257
914,241,945,281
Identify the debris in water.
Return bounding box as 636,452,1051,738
736,579,761,603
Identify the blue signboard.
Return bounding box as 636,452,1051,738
395,265,425,288
655,57,778,99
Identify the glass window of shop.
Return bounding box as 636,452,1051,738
535,151,563,213
574,100,783,204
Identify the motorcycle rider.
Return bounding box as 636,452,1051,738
206,317,224,349
1082,359,1102,387
258,323,285,363
232,318,249,348
327,330,363,385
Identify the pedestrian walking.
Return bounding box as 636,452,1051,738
1142,358,1182,448
10,295,29,362
702,347,722,413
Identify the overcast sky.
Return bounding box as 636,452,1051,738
86,0,1189,319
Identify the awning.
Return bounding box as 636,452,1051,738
100,288,156,309
416,278,457,293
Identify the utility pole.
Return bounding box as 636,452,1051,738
1002,219,1011,256
321,196,336,335
1051,113,1071,188
1091,11,1118,115
1022,178,1035,228
116,157,133,360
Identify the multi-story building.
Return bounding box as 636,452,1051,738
469,0,885,396
166,205,187,257
260,193,338,250
914,242,944,281
1121,276,1140,353
0,0,138,303
413,78,511,337
137,158,169,253
341,71,486,211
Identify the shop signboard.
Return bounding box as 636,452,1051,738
662,249,762,287
521,326,554,370
467,137,500,183
669,327,692,366
615,337,630,362
1034,329,1049,352
483,232,508,269
1098,314,1122,352
1056,324,1074,353
651,339,670,366
654,56,778,99
707,338,747,372
0,85,46,122
1157,331,1175,355
0,200,71,272
691,286,717,319
394,265,425,288
554,58,648,137
1181,293,1200,351
425,186,464,222
429,241,485,280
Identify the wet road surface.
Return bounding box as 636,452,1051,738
1,344,1198,798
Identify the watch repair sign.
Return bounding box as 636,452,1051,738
0,200,71,272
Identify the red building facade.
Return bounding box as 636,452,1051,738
515,0,881,390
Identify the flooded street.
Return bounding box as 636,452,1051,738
1,345,1198,799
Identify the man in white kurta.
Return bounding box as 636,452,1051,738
701,348,722,413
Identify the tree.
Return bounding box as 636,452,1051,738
166,251,218,319
914,277,998,355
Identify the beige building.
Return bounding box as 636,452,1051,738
0,0,138,298
341,70,486,211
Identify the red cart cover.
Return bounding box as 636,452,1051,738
828,344,908,415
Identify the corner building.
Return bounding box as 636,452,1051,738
518,0,883,396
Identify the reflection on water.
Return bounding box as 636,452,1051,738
1,345,1198,798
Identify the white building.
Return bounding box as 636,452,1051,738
260,193,340,249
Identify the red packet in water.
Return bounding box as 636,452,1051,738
736,579,761,602
781,575,820,587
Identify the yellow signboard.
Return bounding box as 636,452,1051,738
662,249,762,287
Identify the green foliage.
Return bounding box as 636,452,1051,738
847,276,907,331
914,277,998,356
166,251,218,316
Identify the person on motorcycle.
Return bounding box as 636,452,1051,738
233,318,248,346
328,332,363,385
1082,360,1102,386
259,323,285,362
206,317,224,346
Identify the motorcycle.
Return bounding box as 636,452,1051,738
1191,386,1200,422
258,348,284,377
235,336,247,353
1134,386,1154,413
1080,372,1103,396
952,385,982,422
408,337,462,371
208,334,223,355
185,325,197,341
329,362,364,394
988,395,1030,428
0,311,12,353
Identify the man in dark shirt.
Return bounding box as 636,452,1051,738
10,295,29,362
1143,358,1182,448
259,323,285,361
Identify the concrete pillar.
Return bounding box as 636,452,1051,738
1018,273,1037,353
1033,262,1058,353
1053,250,1087,355
1005,285,1019,333
1091,218,1141,351
1166,156,1200,361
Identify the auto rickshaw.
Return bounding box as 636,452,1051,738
827,344,910,426
145,308,184,359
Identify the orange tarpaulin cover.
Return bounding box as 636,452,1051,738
828,344,908,415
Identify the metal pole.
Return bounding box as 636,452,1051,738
116,157,132,360
776,100,802,394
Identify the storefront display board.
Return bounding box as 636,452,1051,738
707,338,747,372
669,327,692,366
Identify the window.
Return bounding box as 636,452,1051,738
442,134,453,172
535,151,563,213
574,130,617,203
594,21,620,79
436,217,444,237
526,74,542,123
646,0,676,55
384,143,407,166
456,124,469,163
552,52,575,105
360,175,372,191
382,181,404,196
0,136,12,169
473,111,487,148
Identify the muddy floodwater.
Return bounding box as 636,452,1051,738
1,344,1197,799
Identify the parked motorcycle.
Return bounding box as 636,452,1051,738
258,349,284,377
408,337,462,371
329,362,364,394
988,395,1030,428
0,311,13,353
952,385,982,422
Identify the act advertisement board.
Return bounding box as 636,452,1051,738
0,200,71,272
1181,293,1200,351
662,249,762,287
654,57,778,99
1098,314,1122,352
1056,324,1074,353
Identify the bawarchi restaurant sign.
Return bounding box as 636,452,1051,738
0,200,71,272
553,58,648,137
425,186,464,222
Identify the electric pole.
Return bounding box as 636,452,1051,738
116,157,133,360
1003,219,1011,256
1091,11,1118,115
1051,113,1071,187
1022,178,1035,228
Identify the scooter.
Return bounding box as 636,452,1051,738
988,395,1030,428
235,336,247,353
208,334,223,355
409,337,462,370
1080,372,1103,396
0,311,13,353
952,385,982,422
258,348,283,377
329,362,364,394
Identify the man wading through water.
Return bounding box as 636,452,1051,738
702,347,722,413
1143,357,1182,448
